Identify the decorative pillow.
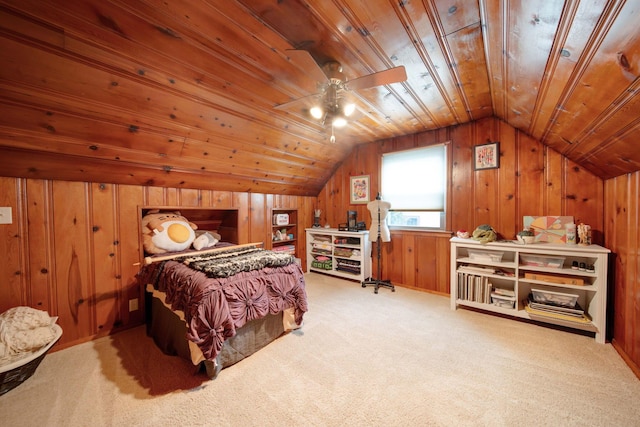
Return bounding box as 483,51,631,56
141,210,198,254
193,231,221,251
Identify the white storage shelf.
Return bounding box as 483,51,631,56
450,237,610,343
306,228,371,282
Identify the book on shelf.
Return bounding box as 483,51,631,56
494,269,515,277
492,287,515,297
457,265,496,274
524,272,585,286
458,265,517,278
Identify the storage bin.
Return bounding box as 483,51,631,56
490,291,516,309
531,288,578,308
467,249,504,262
520,254,565,268
311,258,332,270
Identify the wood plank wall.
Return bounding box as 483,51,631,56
1,115,637,377
0,181,314,349
604,171,640,378
318,117,604,294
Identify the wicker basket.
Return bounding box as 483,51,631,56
0,324,62,395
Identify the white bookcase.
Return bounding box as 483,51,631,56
306,228,371,282
450,237,610,343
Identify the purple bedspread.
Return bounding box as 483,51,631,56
138,252,307,361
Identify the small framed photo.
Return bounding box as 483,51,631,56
350,175,370,204
474,142,500,170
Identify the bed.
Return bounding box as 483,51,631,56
136,208,307,378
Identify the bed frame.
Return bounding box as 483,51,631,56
138,206,293,378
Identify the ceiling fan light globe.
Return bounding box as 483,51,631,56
343,103,356,117
333,117,347,128
310,106,324,119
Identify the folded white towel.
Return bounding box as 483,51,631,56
0,307,57,364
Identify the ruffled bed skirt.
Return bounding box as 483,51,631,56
146,289,286,378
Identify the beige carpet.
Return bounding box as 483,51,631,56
1,273,639,427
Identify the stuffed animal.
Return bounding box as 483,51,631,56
141,210,198,254
471,224,497,244
192,230,221,251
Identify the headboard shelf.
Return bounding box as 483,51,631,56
138,206,240,259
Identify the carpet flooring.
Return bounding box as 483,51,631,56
1,272,639,426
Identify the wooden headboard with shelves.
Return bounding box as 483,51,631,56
138,206,240,259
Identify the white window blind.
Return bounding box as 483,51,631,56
381,144,446,211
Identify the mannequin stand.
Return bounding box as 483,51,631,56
362,202,394,294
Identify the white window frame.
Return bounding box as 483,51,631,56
381,143,448,231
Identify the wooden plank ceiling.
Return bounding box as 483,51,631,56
0,0,639,195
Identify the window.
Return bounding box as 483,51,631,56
381,144,447,229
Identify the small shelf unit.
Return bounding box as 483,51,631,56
450,237,610,343
270,209,297,257
306,228,371,282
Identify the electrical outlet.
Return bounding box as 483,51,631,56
129,298,139,312
0,207,12,224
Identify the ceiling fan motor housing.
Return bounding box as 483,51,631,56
323,61,346,83
319,61,348,116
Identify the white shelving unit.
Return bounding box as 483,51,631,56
306,228,371,282
450,237,610,343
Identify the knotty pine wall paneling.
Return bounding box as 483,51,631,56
118,184,145,327
251,193,269,244
471,116,503,228
24,180,54,316
50,181,93,343
604,172,640,378
496,120,518,234
317,117,605,295
0,177,314,350
0,178,24,307
90,182,122,336
450,124,474,233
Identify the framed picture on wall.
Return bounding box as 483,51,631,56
474,142,500,170
350,175,370,204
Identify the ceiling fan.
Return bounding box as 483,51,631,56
276,50,408,142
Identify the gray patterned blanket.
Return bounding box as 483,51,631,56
179,246,295,278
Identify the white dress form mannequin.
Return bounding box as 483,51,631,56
362,194,394,293
367,198,391,242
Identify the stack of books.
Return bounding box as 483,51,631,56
456,269,493,303
456,265,516,308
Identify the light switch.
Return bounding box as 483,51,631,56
0,207,12,224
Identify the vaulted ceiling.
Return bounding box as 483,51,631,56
0,0,639,196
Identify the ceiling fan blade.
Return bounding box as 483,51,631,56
274,92,321,110
345,66,407,91
274,50,328,111
285,49,329,85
